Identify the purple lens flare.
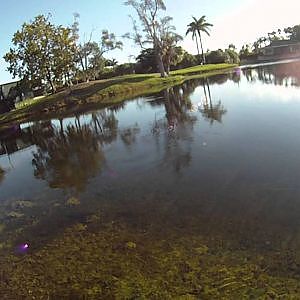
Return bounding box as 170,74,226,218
17,243,30,254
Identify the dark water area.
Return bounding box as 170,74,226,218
2,61,300,297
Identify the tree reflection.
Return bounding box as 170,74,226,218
32,124,104,192
31,112,119,193
0,166,5,184
151,86,197,173
243,61,300,87
199,78,227,124
150,86,197,132
120,124,140,146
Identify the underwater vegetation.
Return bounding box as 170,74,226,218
1,211,300,299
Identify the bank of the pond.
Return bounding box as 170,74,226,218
0,64,236,127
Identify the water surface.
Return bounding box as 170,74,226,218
2,61,300,297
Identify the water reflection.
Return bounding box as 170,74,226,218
2,61,300,297
0,166,4,183
150,87,197,173
243,60,300,87
200,78,227,124
0,125,33,156
32,123,106,193
0,77,231,189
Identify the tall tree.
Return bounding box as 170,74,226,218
53,26,78,86
285,25,300,41
125,0,179,77
228,44,236,51
72,14,123,82
106,58,118,67
4,15,76,93
162,33,183,74
186,20,201,61
78,31,122,82
186,16,213,64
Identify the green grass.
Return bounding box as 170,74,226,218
0,63,237,127
15,95,46,109
170,63,235,75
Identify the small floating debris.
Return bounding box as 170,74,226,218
190,105,198,112
66,197,80,207
126,241,137,249
6,211,24,219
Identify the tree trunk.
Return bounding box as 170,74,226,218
156,51,167,78
195,35,201,64
164,56,171,75
78,51,89,82
67,72,73,87
198,30,206,64
166,64,170,75
59,118,64,133
206,78,212,104
45,66,56,94
202,78,208,105
49,80,56,94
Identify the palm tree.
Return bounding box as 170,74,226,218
106,58,118,67
186,20,201,62
186,16,213,64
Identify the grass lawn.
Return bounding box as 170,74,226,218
0,63,237,127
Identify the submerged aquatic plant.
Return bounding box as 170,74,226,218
1,216,300,299
66,197,81,207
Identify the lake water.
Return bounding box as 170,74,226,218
2,61,300,298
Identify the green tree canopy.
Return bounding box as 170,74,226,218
73,18,123,82
4,15,77,93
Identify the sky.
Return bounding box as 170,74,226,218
1,0,300,84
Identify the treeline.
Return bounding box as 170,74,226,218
239,25,300,59
4,14,123,94
3,0,241,96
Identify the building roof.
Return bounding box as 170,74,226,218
0,81,19,88
266,40,300,48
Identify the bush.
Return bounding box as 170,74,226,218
174,52,198,69
225,49,240,64
206,50,230,64
115,63,136,76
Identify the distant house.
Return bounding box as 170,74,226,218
0,80,35,113
258,40,300,61
0,81,34,102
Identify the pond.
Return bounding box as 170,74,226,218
1,60,300,298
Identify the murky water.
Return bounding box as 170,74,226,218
2,61,300,297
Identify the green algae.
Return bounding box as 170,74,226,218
1,214,300,299
6,211,25,219
66,197,81,207
126,241,137,249
0,223,5,233
14,200,34,209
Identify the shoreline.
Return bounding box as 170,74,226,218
0,64,236,127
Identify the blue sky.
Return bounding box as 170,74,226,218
1,0,300,83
